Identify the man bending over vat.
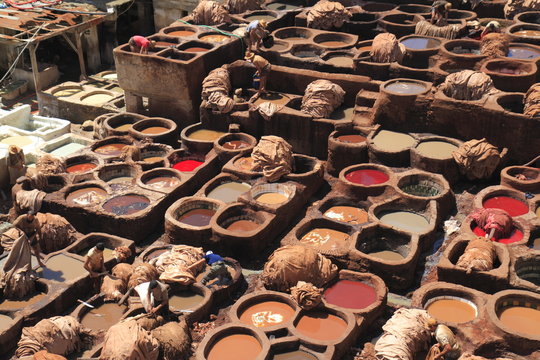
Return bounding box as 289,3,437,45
13,211,45,268
431,1,451,26
201,251,232,286
84,242,107,290
119,279,170,316
245,51,271,97
128,35,156,54
247,19,268,51
426,318,461,360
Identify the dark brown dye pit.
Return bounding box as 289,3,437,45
102,195,150,215
178,208,216,226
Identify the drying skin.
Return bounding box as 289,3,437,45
301,80,345,118
415,20,461,39
290,281,323,310
307,0,351,29
452,138,502,180
481,32,510,58
201,67,234,113
441,70,495,101
370,33,406,63
188,0,231,25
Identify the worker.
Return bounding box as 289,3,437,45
431,1,451,26
426,318,461,360
201,251,232,286
246,19,268,51
7,145,25,186
245,51,271,96
83,242,106,279
480,20,501,39
119,280,170,316
12,211,45,268
128,35,156,54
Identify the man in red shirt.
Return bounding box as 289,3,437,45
128,35,156,54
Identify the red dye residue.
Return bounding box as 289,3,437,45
345,169,389,186
323,279,377,310
472,226,524,244
482,196,529,217
173,160,204,172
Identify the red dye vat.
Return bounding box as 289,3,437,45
472,226,524,244
345,169,389,186
482,196,529,217
66,163,97,173
323,280,377,310
173,160,203,172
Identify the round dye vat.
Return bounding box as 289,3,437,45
222,140,250,150
273,350,318,360
372,130,416,152
0,314,13,331
207,182,252,203
145,176,180,189
81,303,126,331
168,30,195,37
183,47,209,52
293,50,319,58
384,81,426,95
143,156,163,163
239,301,295,327
255,192,288,205
235,156,255,171
188,129,225,141
337,134,366,143
319,41,347,47
81,93,113,105
173,159,204,172
513,30,540,37
200,34,229,43
498,306,540,336
401,37,439,49
450,46,480,55
207,334,262,360
114,123,132,131
140,126,169,135
300,228,350,251
345,169,389,185
102,195,150,216
94,143,127,156
0,292,45,310
324,280,377,310
378,211,430,234
245,14,276,22
326,55,354,67
40,254,86,282
507,46,540,59
254,92,290,106
400,183,440,197
323,206,368,224
107,176,133,185
1,135,33,147
54,88,81,97
426,298,477,324
416,141,458,159
178,208,216,226
368,250,405,261
226,219,260,232
67,187,107,206
295,311,348,341
169,291,204,310
472,225,523,244
482,196,529,217
66,162,97,173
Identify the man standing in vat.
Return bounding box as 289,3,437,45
119,279,170,316
430,1,451,26
245,51,271,97
128,35,156,54
246,19,268,51
201,251,232,287
84,242,107,289
426,318,461,360
13,211,45,268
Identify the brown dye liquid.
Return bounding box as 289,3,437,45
235,156,255,170
239,301,295,327
254,92,290,106
226,220,260,232
168,30,195,37
295,311,347,341
337,134,366,143
427,299,476,323
329,106,355,120
141,126,168,134
66,163,97,173
102,195,150,216
155,41,176,47
0,292,46,310
66,187,107,206
183,47,208,52
358,45,371,52
81,303,126,331
300,228,350,251
256,192,288,205
273,350,319,360
245,15,276,22
323,206,368,224
372,130,416,152
207,334,262,360
319,41,347,47
513,30,540,37
499,306,540,336
169,291,204,310
39,254,86,282
222,140,250,150
178,208,216,227
94,143,127,156
115,124,132,131
378,211,430,234
369,250,404,261
326,56,354,67
145,176,180,189
143,156,163,163
416,141,458,159
200,34,229,43
188,129,225,141
0,314,13,331
385,81,426,95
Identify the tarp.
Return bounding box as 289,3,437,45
0,232,37,298
290,281,322,310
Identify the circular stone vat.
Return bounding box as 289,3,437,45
178,41,213,53
81,302,127,332
131,117,176,136
172,158,205,172
253,92,291,107
515,11,540,24
140,144,170,165
372,129,417,152
509,23,540,39
80,91,115,105
506,44,540,59
172,198,221,228
238,297,296,328
503,165,539,187
415,139,458,160
313,33,355,49
322,200,368,225
140,168,182,191
169,285,206,312
323,52,354,67
298,223,351,252
382,79,429,96
98,164,137,190
400,35,441,52
216,206,266,233
481,59,537,92
379,13,423,36
324,279,377,310
496,94,525,114
290,44,323,59
162,26,196,37
356,227,410,262
104,112,146,135
378,210,430,234
515,256,540,286
102,194,150,216
425,296,478,324
266,0,302,11
216,133,256,152
66,185,107,206
470,220,524,244
274,27,313,41
65,154,100,174
396,4,431,16
362,2,397,13
442,39,483,57
182,123,226,151
0,313,13,331
294,309,348,342
262,39,290,52
244,10,278,22
482,194,529,217
448,9,476,20
52,85,83,97
335,132,367,144
343,165,390,186
493,292,540,338
250,183,294,206
397,174,444,198
205,330,263,360
206,179,252,203
199,32,230,43
92,137,131,157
